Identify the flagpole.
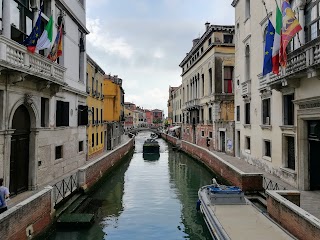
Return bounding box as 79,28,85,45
261,0,270,20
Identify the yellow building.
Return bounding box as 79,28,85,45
103,75,125,150
86,55,105,159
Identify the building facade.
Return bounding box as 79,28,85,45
0,0,88,195
152,109,163,127
172,85,183,126
86,55,105,159
180,23,235,155
232,0,320,190
168,86,178,126
103,75,124,150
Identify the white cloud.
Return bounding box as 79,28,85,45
153,48,165,59
86,18,134,59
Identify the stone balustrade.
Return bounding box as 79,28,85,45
0,35,66,85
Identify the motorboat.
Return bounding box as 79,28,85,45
197,179,294,240
143,139,160,154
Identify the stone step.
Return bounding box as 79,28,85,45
55,193,82,218
65,195,88,214
57,213,94,228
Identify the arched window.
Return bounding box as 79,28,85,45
245,45,251,81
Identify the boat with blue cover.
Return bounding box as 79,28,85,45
198,179,295,240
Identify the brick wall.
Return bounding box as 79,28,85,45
181,140,263,192
80,138,134,189
267,191,320,240
0,188,53,240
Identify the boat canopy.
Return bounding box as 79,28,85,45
169,126,181,131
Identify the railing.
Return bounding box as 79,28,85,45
241,80,251,95
52,172,79,206
263,176,287,191
0,35,66,84
186,99,200,108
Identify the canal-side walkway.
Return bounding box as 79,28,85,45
213,151,320,220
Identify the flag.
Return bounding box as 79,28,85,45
272,4,282,74
263,20,275,76
48,26,63,61
22,9,42,53
36,15,53,51
280,0,302,67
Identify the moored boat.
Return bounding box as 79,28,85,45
143,139,160,154
198,179,295,240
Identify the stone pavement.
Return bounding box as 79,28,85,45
213,150,320,220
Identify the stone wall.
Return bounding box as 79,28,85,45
267,190,320,240
181,140,263,192
0,187,53,240
79,138,134,190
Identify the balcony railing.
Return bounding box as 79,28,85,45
0,35,66,85
186,99,200,109
241,80,251,95
261,36,320,89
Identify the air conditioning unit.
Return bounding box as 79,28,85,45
265,117,270,125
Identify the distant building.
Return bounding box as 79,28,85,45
172,85,183,126
168,86,178,126
152,109,163,127
103,75,125,150
179,23,235,155
145,110,153,126
86,55,105,159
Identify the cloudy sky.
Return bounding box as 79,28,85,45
86,0,235,115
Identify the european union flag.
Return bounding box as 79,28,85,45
22,8,42,53
263,20,275,76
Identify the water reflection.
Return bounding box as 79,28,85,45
143,153,160,161
44,131,216,240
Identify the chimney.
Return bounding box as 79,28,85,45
192,38,200,46
205,22,210,31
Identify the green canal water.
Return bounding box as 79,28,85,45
45,131,224,240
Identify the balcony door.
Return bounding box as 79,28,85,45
10,105,30,195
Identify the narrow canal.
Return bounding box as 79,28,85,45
46,131,223,239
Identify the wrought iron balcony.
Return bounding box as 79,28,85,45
186,98,200,110
0,35,66,85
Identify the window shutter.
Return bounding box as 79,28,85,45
62,102,69,126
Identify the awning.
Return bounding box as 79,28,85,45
169,126,181,131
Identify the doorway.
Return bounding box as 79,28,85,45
10,105,30,195
308,120,320,190
220,131,226,152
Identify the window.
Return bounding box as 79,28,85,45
79,141,83,152
245,45,251,81
96,133,98,145
283,94,294,125
209,68,213,94
201,47,203,53
92,133,94,147
245,102,250,124
236,106,240,122
264,140,271,157
96,108,98,123
101,109,103,123
201,109,204,122
201,131,205,137
56,101,69,127
92,77,95,94
55,145,62,160
224,35,233,43
41,97,49,127
202,74,205,96
285,136,295,170
10,0,33,43
262,98,271,125
245,136,251,150
78,105,88,126
92,107,95,124
208,107,212,122
101,132,103,144
245,0,251,20
224,66,233,93
208,38,212,46
305,0,320,43
209,132,213,138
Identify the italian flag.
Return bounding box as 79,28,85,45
36,16,53,51
272,4,282,75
